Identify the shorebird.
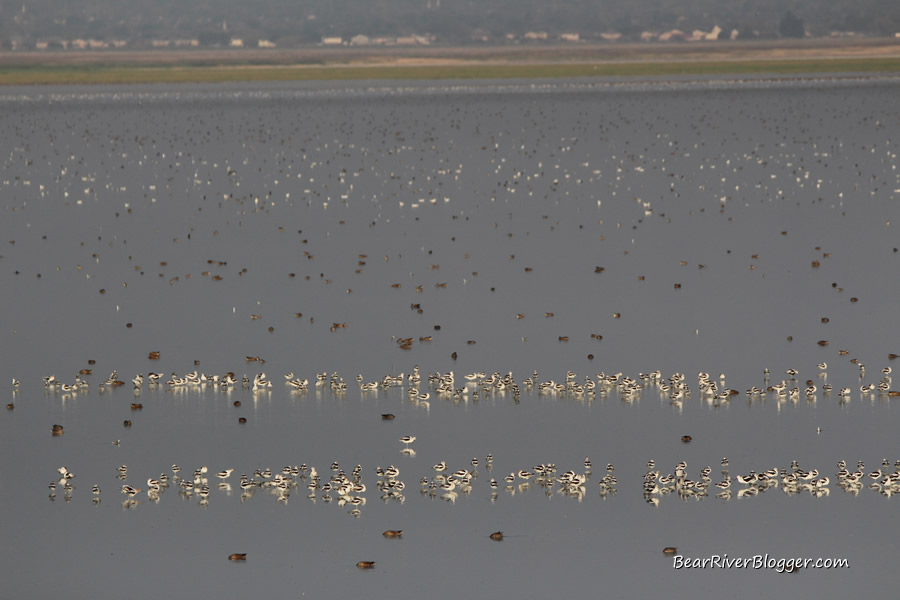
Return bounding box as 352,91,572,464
399,436,416,446
736,472,757,485
121,485,141,498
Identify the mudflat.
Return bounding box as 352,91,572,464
1,37,899,84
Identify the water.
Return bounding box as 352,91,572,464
1,75,899,597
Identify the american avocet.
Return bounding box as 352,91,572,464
217,468,235,480
121,485,141,497
736,472,757,485
399,436,416,446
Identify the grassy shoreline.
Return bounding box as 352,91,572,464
2,50,900,85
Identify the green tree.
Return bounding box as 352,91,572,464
779,10,805,37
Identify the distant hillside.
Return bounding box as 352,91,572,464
2,0,899,49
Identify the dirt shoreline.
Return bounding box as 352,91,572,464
3,37,900,69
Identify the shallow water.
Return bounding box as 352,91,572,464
1,75,899,598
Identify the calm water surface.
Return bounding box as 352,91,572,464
1,75,899,598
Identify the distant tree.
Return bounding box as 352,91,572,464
197,31,231,47
779,10,805,38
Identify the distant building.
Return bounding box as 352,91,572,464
350,35,370,46
658,29,685,41
689,25,722,41
396,35,432,45
229,38,244,47
524,31,548,41
257,39,276,48
559,33,580,42
321,37,343,46
601,32,622,42
71,39,109,49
